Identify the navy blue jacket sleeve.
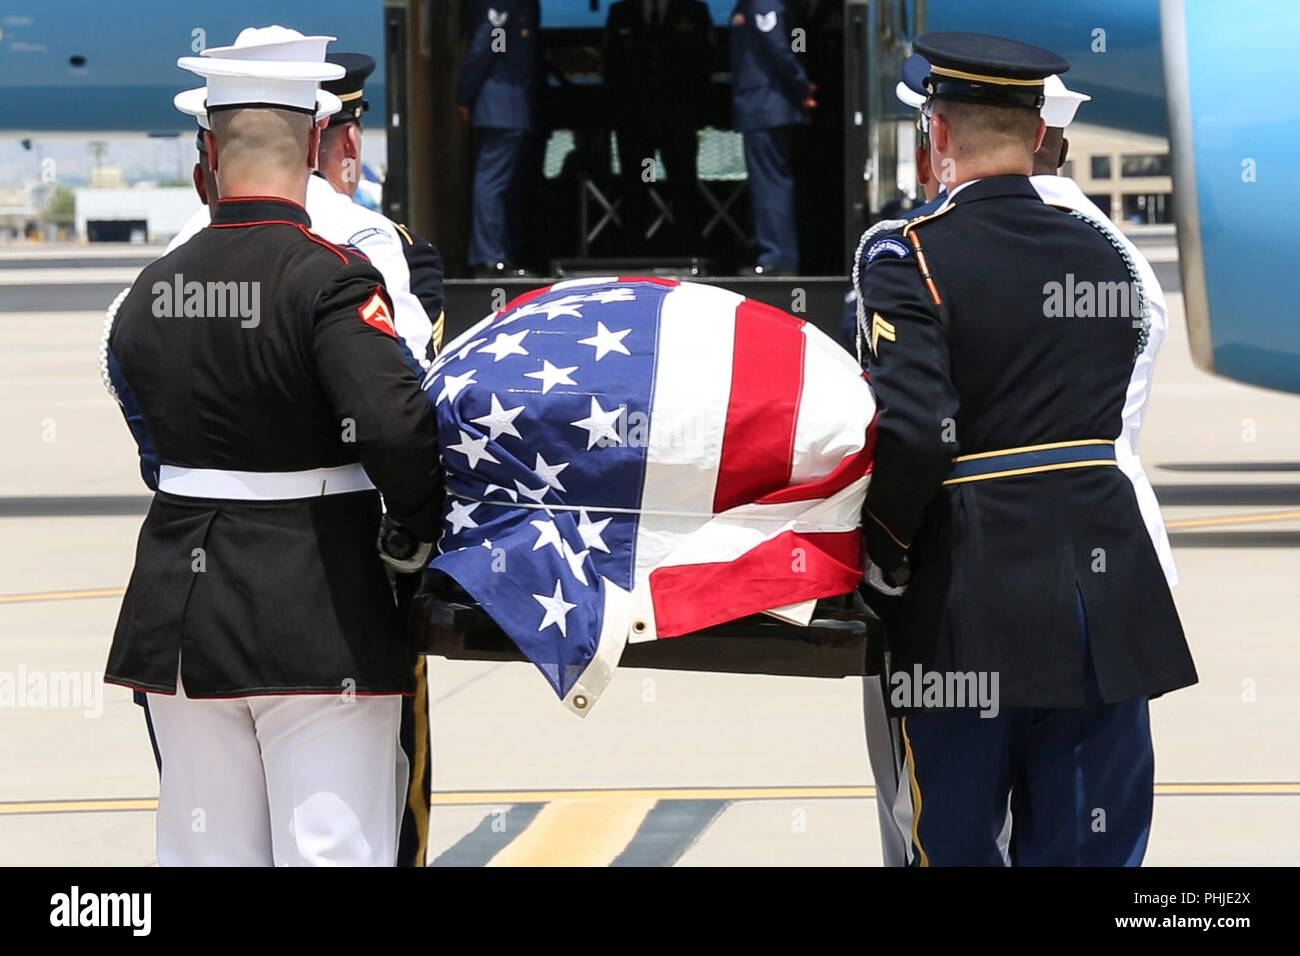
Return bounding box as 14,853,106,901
107,346,160,491
458,0,498,110
752,2,812,102
856,233,960,573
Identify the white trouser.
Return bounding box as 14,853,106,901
147,671,402,867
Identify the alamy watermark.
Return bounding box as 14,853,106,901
889,664,1000,718
152,274,260,328
1043,275,1143,320
0,665,103,718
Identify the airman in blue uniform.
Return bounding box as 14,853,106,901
730,0,815,274
458,0,543,276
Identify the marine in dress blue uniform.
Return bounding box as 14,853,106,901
458,0,543,275
730,0,814,274
854,33,1197,866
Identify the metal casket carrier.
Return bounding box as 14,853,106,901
414,278,879,714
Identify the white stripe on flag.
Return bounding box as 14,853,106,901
790,325,876,485
629,282,742,641
563,578,631,717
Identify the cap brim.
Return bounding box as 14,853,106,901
173,85,342,124
1042,92,1091,127
177,56,345,82
173,87,211,128
895,80,927,110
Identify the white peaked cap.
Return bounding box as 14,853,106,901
173,86,341,127
1041,74,1091,128
176,25,345,115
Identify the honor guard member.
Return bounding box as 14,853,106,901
102,27,444,867
730,0,816,275
853,32,1196,866
160,53,444,867
458,0,542,277
603,0,714,254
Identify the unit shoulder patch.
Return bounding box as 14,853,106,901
347,226,392,248
865,238,911,263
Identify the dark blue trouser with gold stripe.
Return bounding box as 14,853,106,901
895,587,1153,866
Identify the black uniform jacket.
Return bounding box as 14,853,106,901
105,197,443,697
604,0,715,128
857,176,1196,708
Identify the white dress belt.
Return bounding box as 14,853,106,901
157,463,375,500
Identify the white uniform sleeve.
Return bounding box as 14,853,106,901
1030,175,1178,587
345,224,434,371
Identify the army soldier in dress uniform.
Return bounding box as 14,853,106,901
853,32,1196,866
102,26,443,866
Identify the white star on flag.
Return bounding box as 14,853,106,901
525,359,578,394
533,580,577,637
447,430,499,470
515,479,550,504
478,329,530,362
582,287,636,304
530,518,564,555
577,509,612,553
484,483,519,501
446,499,480,534
471,393,525,440
504,295,586,325
578,321,632,361
533,453,569,491
437,368,478,405
571,396,623,449
455,337,488,361
561,539,590,585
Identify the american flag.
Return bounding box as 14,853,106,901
424,278,876,715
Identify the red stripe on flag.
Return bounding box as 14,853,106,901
497,284,555,318
617,276,680,287
754,410,878,506
713,300,805,513
649,530,862,638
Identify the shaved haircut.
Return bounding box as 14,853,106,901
209,107,314,184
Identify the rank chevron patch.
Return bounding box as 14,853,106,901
870,312,896,354
359,287,396,337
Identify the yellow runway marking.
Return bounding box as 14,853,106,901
1166,510,1300,530
4,783,1298,817
0,798,156,815
0,587,123,605
4,509,1295,608
486,797,657,867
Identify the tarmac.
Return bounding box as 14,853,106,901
1,237,1297,865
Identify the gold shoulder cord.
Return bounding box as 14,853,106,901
902,203,956,332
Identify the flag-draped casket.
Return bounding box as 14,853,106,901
423,278,876,714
